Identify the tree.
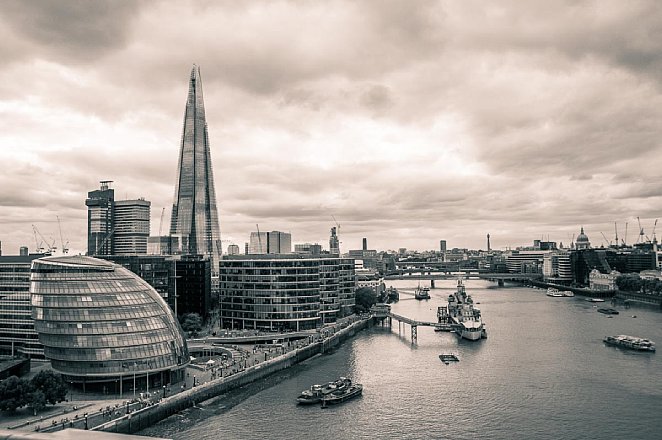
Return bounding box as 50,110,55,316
27,390,46,415
0,376,31,412
180,313,203,335
354,287,378,313
30,370,67,406
615,274,641,292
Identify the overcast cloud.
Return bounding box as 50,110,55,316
0,0,660,254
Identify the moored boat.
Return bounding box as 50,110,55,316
597,307,619,315
414,285,431,300
297,377,352,404
546,288,564,297
603,335,655,352
586,298,605,302
437,279,486,341
322,383,363,405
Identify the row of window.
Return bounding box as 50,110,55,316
34,317,168,335
31,294,154,308
45,341,175,362
50,356,184,375
39,329,174,349
33,304,163,322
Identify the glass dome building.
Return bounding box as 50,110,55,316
30,255,189,392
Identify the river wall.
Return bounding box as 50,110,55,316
92,318,372,435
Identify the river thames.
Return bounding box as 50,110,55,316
142,281,662,440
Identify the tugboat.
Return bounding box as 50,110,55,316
321,383,363,406
414,285,431,300
603,335,656,352
297,377,352,405
439,354,459,364
597,307,619,315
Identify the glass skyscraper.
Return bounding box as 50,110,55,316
170,65,222,274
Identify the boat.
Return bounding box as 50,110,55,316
603,335,656,352
597,307,619,315
322,383,363,405
586,298,605,303
439,354,459,363
437,279,486,341
561,290,575,297
414,285,431,300
546,288,564,297
297,377,352,404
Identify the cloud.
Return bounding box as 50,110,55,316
0,0,660,254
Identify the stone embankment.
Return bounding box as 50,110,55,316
93,317,372,435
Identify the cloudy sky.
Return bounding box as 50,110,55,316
1,0,661,255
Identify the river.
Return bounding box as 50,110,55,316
141,280,662,440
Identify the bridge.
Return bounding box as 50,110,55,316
370,304,455,343
383,272,542,287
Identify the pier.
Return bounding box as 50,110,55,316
370,304,455,343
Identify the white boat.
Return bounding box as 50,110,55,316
586,298,605,303
414,285,431,300
437,279,486,341
546,288,564,297
561,290,574,297
604,335,656,352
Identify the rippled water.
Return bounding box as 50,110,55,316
142,281,662,440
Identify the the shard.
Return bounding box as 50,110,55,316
170,65,222,274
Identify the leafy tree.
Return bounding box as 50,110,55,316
0,376,32,412
180,313,204,335
28,390,46,415
615,274,642,292
354,287,378,313
30,370,67,406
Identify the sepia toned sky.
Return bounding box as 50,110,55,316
1,0,661,255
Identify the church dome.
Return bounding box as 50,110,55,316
576,227,590,249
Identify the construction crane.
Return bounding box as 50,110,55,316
614,222,619,248
623,222,628,246
32,225,56,254
256,224,263,253
56,216,69,254
97,226,116,255
158,207,166,237
600,232,610,247
637,217,645,243
652,219,658,243
332,216,341,235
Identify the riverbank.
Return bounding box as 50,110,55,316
92,316,371,436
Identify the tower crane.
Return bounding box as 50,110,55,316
651,219,658,243
623,222,628,246
256,224,263,253
158,207,166,237
600,232,610,247
32,225,56,254
637,217,645,243
614,222,619,248
56,216,69,254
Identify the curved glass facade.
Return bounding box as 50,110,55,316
30,255,189,383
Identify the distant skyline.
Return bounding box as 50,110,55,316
1,1,660,255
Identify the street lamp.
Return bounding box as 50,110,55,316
162,385,166,399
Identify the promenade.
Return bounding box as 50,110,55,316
5,315,367,435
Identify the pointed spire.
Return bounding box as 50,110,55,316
171,65,222,274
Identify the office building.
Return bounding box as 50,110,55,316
0,254,46,358
86,181,151,256
329,227,340,255
114,199,150,255
19,246,28,256
219,255,355,331
227,244,240,255
249,231,292,254
169,65,222,274
174,255,212,320
440,240,447,253
294,243,322,256
30,255,189,390
86,180,114,255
